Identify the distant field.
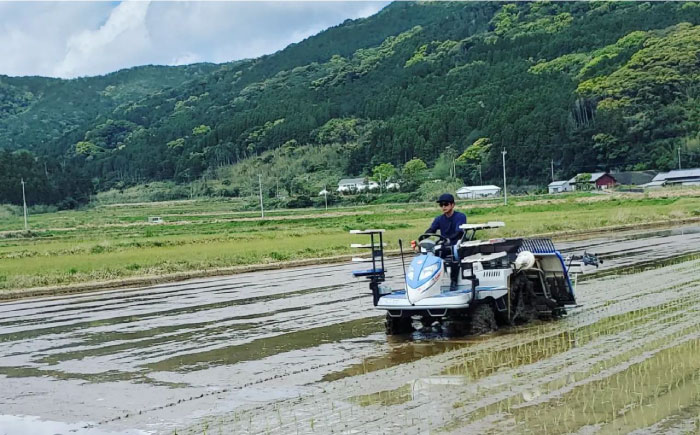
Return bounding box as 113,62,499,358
1,190,699,291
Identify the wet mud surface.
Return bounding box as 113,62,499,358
0,226,699,434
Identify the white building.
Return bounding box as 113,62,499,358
456,185,501,199
366,181,380,191
337,178,378,193
640,180,666,189
646,168,700,187
548,180,573,194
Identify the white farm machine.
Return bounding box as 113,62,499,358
350,223,600,335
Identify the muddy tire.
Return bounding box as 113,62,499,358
495,288,523,326
441,314,470,336
469,303,498,335
385,313,413,335
514,273,538,324
495,273,533,326
419,315,435,329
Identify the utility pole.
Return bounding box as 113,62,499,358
678,147,682,170
477,164,483,185
258,174,264,218
453,159,456,179
21,178,28,231
551,159,555,182
501,149,508,206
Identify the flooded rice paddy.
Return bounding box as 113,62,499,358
0,226,699,434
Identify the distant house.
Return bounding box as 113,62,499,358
548,180,573,194
568,172,616,190
645,168,700,188
641,180,666,189
456,185,501,199
337,178,378,193
611,170,658,186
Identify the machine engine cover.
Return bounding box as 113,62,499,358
406,254,444,303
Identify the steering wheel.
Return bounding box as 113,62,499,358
417,233,449,246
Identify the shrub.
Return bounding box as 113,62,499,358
57,197,79,210
286,195,313,208
0,204,22,218
28,204,59,214
370,192,413,204
415,179,464,202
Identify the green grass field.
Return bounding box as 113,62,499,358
1,190,699,291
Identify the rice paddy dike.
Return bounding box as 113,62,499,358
0,189,699,294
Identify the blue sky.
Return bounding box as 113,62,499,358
0,1,390,78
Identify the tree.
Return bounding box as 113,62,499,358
457,137,492,183
432,154,454,180
402,158,427,191
75,141,102,156
312,118,362,145
371,163,396,187
457,137,492,164
432,145,459,180
192,125,211,136
575,173,593,191
592,133,627,167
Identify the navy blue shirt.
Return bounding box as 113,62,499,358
426,211,467,245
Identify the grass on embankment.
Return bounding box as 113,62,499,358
1,192,699,292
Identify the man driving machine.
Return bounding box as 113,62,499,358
426,193,467,245
422,193,466,291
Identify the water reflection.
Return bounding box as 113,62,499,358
0,415,150,435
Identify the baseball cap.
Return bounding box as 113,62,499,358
436,193,454,204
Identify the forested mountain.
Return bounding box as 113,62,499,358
1,1,699,207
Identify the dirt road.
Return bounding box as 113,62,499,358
0,226,698,434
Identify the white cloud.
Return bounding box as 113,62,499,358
0,2,113,77
143,1,390,63
171,52,202,66
0,1,390,79
54,1,152,77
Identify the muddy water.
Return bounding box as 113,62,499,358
0,226,698,434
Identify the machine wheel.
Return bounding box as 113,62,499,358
420,315,435,329
469,302,498,335
385,313,414,335
441,313,469,336
501,273,536,325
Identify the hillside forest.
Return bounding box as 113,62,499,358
0,1,699,208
